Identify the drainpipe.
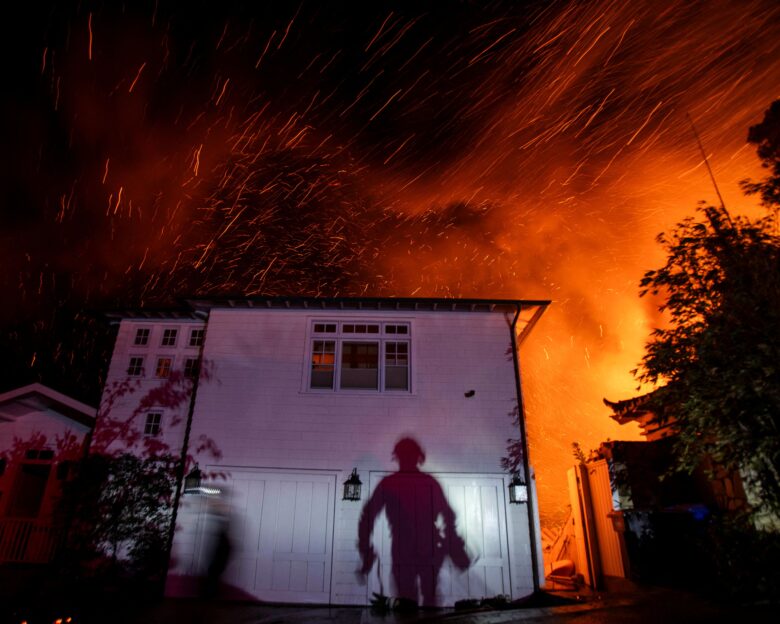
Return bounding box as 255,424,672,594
163,316,208,589
510,302,541,593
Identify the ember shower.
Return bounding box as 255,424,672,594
2,0,779,524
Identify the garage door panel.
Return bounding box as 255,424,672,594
481,486,502,559
206,469,335,603
272,560,291,590
485,565,505,595
275,481,297,553
309,483,329,554
369,473,510,607
292,482,313,554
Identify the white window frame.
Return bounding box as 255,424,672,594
189,328,205,347
160,328,178,347
183,356,200,379
305,320,412,393
144,412,163,436
155,356,173,378
133,327,150,346
127,356,145,377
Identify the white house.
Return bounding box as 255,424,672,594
0,383,95,563
99,296,549,606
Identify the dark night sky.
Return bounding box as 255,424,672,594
2,0,779,522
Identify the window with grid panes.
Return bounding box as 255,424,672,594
184,357,200,379
189,328,205,347
161,328,178,346
127,356,145,376
309,321,410,391
134,328,150,346
155,357,173,378
144,412,162,436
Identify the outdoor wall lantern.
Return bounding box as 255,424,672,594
508,473,528,504
184,464,202,494
343,468,362,501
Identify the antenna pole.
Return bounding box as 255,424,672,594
686,113,734,227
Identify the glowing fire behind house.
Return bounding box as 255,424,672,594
3,0,779,523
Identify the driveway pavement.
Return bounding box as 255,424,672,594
3,580,776,623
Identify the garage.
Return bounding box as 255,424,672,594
365,472,511,606
217,469,336,604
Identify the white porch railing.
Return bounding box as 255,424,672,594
0,518,59,563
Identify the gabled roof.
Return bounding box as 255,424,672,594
0,383,96,428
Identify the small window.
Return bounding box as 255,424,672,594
313,323,337,334
340,342,379,389
144,412,162,436
161,329,178,347
189,328,205,347
134,328,150,345
311,340,336,389
155,357,173,378
128,356,145,376
184,357,200,379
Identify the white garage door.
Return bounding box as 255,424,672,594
367,472,511,606
219,469,336,603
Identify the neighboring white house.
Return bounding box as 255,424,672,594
99,296,549,606
0,383,95,563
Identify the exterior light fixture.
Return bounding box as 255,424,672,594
343,468,362,501
508,473,528,504
184,464,202,494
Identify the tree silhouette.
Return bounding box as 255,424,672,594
636,100,780,518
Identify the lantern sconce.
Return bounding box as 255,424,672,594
343,468,362,501
184,464,202,494
508,473,528,504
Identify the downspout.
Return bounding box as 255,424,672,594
511,302,541,593
163,316,208,588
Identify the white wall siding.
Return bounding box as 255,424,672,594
105,306,540,606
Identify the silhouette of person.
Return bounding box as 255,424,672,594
357,437,471,607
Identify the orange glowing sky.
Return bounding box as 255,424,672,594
2,0,778,524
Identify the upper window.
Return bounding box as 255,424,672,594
128,356,145,376
189,328,205,347
161,328,178,347
308,321,411,392
134,328,150,346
